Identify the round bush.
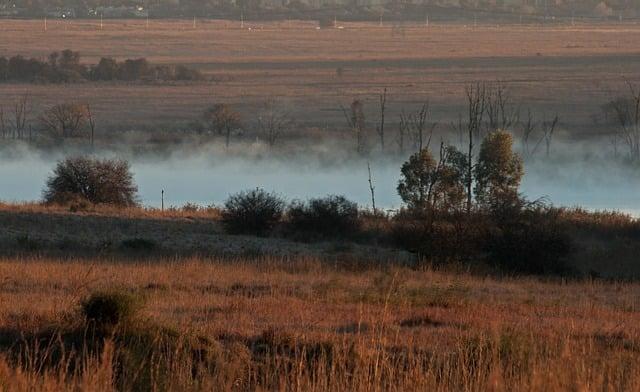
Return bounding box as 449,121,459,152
221,188,284,236
43,156,138,207
287,195,359,238
81,290,142,329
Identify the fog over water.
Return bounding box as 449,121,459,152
2,143,640,215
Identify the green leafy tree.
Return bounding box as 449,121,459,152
397,149,438,212
474,130,524,209
397,145,468,213
435,146,468,212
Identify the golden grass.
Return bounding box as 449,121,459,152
0,254,639,390
0,200,221,220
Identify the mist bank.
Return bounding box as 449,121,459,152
2,139,639,215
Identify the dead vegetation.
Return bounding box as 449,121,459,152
0,255,639,390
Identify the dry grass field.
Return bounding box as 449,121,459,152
0,255,639,390
0,199,638,389
2,19,640,390
2,19,640,133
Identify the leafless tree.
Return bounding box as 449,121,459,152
204,103,242,148
521,109,537,158
257,98,292,148
367,161,376,213
485,82,519,133
609,81,640,161
376,88,387,152
540,114,559,158
398,110,408,154
342,99,367,155
405,102,436,152
610,132,620,159
40,103,88,139
462,82,488,214
12,94,30,139
0,106,6,139
86,103,96,149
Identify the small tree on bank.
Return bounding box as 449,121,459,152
397,149,438,212
397,144,468,215
203,103,242,148
474,130,524,210
258,98,292,148
40,103,88,139
43,156,138,206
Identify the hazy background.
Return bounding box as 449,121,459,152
2,140,639,215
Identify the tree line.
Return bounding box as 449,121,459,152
0,50,203,83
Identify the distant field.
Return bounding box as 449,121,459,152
2,19,640,135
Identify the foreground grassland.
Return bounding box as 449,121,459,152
0,255,639,390
0,204,640,390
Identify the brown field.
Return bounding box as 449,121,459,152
1,254,640,390
2,19,640,390
2,19,640,134
0,201,639,389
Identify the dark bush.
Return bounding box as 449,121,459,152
120,238,158,252
43,156,138,207
118,58,152,81
175,65,204,81
391,203,573,274
485,207,574,275
0,50,203,84
391,210,487,264
286,195,359,239
90,57,119,80
221,188,284,236
15,234,42,251
0,57,8,81
81,290,142,329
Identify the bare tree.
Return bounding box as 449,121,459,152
406,102,436,152
485,82,519,133
257,98,292,148
367,161,376,213
398,110,408,154
342,99,367,155
86,103,96,149
40,103,88,139
609,81,640,161
610,132,620,159
376,88,387,152
12,94,30,139
0,106,6,139
462,82,488,214
527,113,558,158
204,103,242,148
541,114,559,158
521,109,537,158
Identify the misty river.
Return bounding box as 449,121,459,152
2,151,640,216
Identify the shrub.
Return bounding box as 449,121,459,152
15,234,42,251
486,206,574,275
43,156,138,207
221,188,284,236
120,238,158,252
81,290,142,329
181,202,200,213
391,211,487,264
287,195,359,239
